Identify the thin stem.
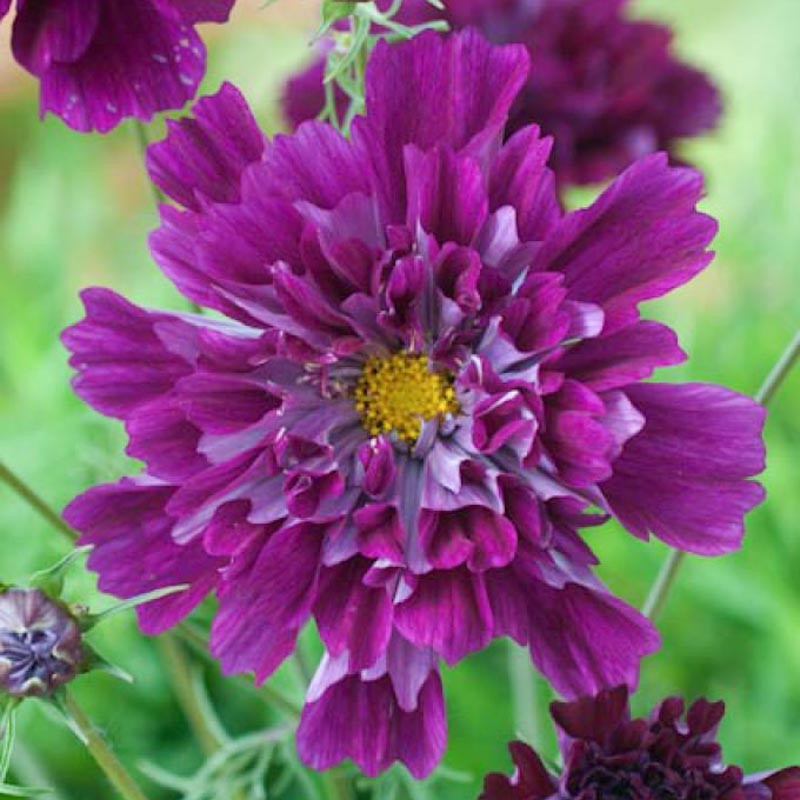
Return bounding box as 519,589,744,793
63,690,150,800
507,641,540,746
175,622,303,718
643,327,800,620
754,330,800,405
0,461,77,545
157,636,221,756
132,120,165,207
641,550,686,621
323,768,354,800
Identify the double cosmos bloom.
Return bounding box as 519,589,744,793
284,0,722,186
64,31,764,777
0,0,236,131
481,686,800,800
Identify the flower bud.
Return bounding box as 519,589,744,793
0,588,83,698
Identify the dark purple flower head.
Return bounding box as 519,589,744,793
0,588,83,698
0,0,236,132
63,30,763,778
480,687,800,800
283,0,721,186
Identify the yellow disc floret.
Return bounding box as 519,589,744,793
354,353,459,443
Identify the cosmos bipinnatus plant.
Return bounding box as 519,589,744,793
0,1,798,799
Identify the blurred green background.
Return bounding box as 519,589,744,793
0,0,798,797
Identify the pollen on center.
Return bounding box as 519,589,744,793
354,353,459,443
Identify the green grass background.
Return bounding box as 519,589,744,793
0,0,798,797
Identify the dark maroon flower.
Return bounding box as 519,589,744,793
0,0,236,132
0,588,83,698
480,686,800,800
283,0,721,186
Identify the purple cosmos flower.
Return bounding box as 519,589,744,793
480,686,800,800
0,0,236,132
283,0,721,186
0,588,84,698
63,30,764,778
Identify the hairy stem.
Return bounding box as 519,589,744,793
643,327,800,620
0,461,77,545
63,690,150,800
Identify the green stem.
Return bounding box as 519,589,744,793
0,461,77,545
507,640,540,746
754,330,800,405
175,622,303,718
63,690,150,800
157,636,221,756
642,327,800,620
132,121,165,207
323,768,354,800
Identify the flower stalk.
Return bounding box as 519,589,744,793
643,327,800,620
62,689,150,800
0,462,77,545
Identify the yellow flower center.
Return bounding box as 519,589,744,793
354,353,459,443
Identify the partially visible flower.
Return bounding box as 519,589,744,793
480,686,800,800
283,0,721,186
0,0,236,132
0,588,83,698
63,30,763,778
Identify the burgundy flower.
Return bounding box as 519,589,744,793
283,0,721,186
63,31,763,778
480,686,800,800
0,588,84,698
0,0,236,132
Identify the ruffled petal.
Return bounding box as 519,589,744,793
12,0,99,73
555,320,686,392
147,82,265,210
64,478,222,633
603,383,766,554
356,29,529,220
19,0,208,132
524,581,659,698
210,521,325,682
535,154,717,332
297,671,446,778
61,288,194,419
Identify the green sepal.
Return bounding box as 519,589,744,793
79,643,133,686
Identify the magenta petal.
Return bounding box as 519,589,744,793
210,521,324,681
61,288,193,419
490,125,559,242
405,145,489,246
147,82,265,210
64,478,222,634
525,581,660,698
763,768,800,800
24,0,207,132
555,320,686,392
394,568,493,665
12,0,99,73
358,29,529,220
313,559,393,672
603,382,766,555
159,0,236,24
297,672,446,779
536,154,717,332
